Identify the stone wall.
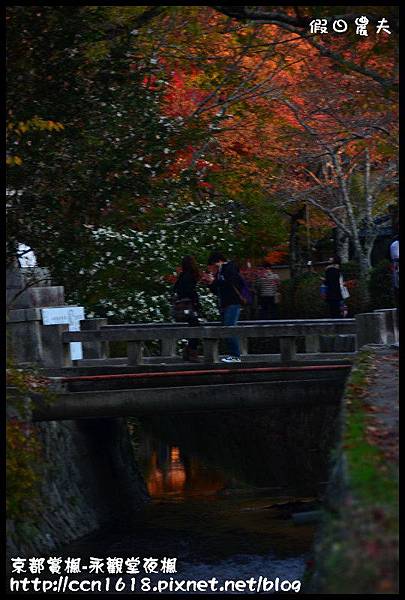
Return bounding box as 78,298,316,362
307,346,399,593
6,416,148,561
7,267,149,561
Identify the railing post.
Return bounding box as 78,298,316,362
305,334,320,353
161,338,177,357
127,341,144,365
7,308,43,365
52,324,72,368
80,318,109,359
280,336,297,362
203,339,219,363
374,309,399,345
355,312,388,348
240,337,249,356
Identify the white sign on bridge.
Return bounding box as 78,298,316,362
42,306,85,360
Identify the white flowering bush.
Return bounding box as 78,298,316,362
65,195,243,323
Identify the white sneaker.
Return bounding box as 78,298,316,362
221,356,241,363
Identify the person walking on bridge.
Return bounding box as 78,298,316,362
206,250,245,363
172,255,202,362
323,256,343,319
255,261,280,320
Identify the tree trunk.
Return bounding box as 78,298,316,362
364,236,377,270
335,227,349,263
289,207,305,278
355,249,372,311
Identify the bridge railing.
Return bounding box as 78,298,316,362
61,320,357,366
96,318,357,359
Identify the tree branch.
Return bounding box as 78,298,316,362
212,6,398,91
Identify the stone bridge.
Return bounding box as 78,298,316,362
19,318,360,421
62,319,358,366
29,362,352,421
7,265,398,423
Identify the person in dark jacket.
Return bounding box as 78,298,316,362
173,255,202,361
206,250,244,362
323,255,343,318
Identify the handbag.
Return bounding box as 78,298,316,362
340,302,349,318
171,296,197,322
339,275,350,300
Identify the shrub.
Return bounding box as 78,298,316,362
341,260,361,281
279,278,296,318
294,273,329,319
6,419,42,521
279,273,328,319
368,260,395,311
345,279,365,317
6,361,49,523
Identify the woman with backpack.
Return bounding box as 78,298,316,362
172,255,202,362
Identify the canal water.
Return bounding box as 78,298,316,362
55,406,339,594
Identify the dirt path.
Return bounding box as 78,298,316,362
363,345,399,465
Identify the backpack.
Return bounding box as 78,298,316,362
232,276,253,305
339,275,350,300
241,277,253,305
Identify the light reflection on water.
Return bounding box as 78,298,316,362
131,434,317,584
54,422,321,593
146,445,227,500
